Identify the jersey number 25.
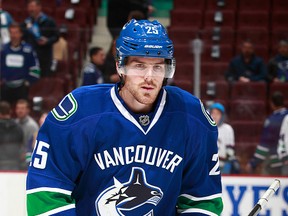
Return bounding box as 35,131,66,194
209,153,220,175
31,140,50,169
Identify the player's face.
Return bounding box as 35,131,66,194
120,57,165,110
210,108,222,125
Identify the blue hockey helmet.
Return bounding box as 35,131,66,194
209,102,225,114
116,19,176,78
209,102,225,125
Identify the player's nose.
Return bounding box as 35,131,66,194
143,69,153,82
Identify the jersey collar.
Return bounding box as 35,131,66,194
110,83,167,135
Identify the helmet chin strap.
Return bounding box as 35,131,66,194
162,78,168,86
119,75,125,89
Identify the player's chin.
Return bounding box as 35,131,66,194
141,93,158,104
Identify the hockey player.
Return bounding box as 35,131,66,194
248,91,288,175
26,19,223,215
278,109,288,175
209,103,239,174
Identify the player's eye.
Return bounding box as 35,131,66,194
134,63,146,70
153,64,165,73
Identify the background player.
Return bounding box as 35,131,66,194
26,19,223,215
209,102,240,174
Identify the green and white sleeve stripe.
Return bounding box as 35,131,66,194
177,193,223,215
254,145,269,160
26,187,75,216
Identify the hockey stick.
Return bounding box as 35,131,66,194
248,179,281,216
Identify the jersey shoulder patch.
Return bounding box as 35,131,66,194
200,100,217,127
51,93,78,121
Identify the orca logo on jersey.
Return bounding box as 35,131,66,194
51,93,78,121
95,167,163,216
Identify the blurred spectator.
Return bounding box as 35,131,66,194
209,102,240,174
53,24,68,62
247,92,288,175
0,0,14,44
278,97,288,175
22,0,59,77
26,111,47,165
100,39,119,83
0,22,40,105
0,101,24,170
81,47,105,86
128,10,145,21
107,0,154,39
107,0,130,39
267,40,288,83
15,99,39,168
129,0,155,19
225,40,267,83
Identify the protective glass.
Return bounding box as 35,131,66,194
118,58,176,78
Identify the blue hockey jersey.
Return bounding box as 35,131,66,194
26,83,223,216
252,108,288,169
0,42,40,85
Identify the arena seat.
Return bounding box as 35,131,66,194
167,27,200,44
235,141,258,160
271,11,288,32
170,9,203,28
272,0,288,12
29,77,65,111
236,28,269,46
201,62,228,81
174,62,194,81
42,6,55,17
52,60,73,94
55,7,89,58
3,7,26,23
201,27,235,45
237,11,269,30
203,10,236,29
173,79,194,94
41,1,57,8
202,44,234,63
55,7,88,29
229,100,267,121
230,82,267,101
2,0,26,8
206,0,238,11
174,44,194,63
270,28,288,53
173,0,206,11
231,120,263,143
200,80,229,101
238,0,271,12
231,120,262,164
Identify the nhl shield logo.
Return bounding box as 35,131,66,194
95,167,163,216
139,115,150,126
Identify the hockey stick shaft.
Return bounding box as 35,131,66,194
248,179,281,216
